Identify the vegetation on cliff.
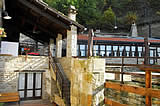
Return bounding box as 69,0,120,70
44,0,160,31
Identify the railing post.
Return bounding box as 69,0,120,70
145,70,152,106
121,57,124,84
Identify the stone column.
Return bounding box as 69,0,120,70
49,38,55,56
56,34,62,58
67,5,78,57
67,25,77,57
92,58,105,106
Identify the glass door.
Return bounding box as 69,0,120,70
18,73,42,100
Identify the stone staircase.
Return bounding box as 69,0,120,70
49,56,70,106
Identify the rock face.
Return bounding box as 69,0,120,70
138,23,160,38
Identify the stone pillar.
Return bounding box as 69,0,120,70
67,5,77,57
67,26,77,57
49,38,55,56
92,58,105,106
56,34,62,58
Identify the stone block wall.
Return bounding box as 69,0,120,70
0,55,50,100
59,57,105,106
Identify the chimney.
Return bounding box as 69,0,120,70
68,5,77,21
131,22,138,37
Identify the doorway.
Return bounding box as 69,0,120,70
18,73,42,100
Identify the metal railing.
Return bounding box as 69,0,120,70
49,54,71,106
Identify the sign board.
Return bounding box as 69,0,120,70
1,41,19,56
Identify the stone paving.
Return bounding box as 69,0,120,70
3,99,53,106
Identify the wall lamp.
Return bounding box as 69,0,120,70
3,11,12,20
2,0,12,20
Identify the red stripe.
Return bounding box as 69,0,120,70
77,35,160,43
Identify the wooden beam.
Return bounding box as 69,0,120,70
140,66,160,72
105,98,128,106
17,0,70,30
105,82,160,99
105,71,160,77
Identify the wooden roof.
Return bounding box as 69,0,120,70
4,0,84,43
78,35,160,44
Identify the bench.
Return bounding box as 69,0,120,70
0,92,20,105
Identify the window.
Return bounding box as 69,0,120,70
100,45,105,56
131,46,135,56
157,48,160,57
113,46,118,56
119,46,124,56
93,45,99,56
126,46,130,56
80,45,86,56
106,45,111,56
138,47,142,57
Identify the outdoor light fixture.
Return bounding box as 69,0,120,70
114,16,118,29
3,11,12,20
84,28,87,31
2,0,12,20
114,25,118,29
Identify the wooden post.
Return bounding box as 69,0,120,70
88,29,94,57
145,70,152,106
144,21,151,106
121,57,124,84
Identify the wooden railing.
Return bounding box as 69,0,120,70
105,65,160,106
49,54,71,106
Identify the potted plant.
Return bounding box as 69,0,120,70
0,28,6,37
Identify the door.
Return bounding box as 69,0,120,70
18,73,42,100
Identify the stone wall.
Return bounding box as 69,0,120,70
0,55,50,100
59,57,105,106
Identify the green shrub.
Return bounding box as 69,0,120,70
0,103,4,106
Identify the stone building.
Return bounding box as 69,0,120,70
0,0,160,106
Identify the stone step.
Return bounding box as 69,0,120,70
50,94,65,106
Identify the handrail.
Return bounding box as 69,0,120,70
49,54,71,106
